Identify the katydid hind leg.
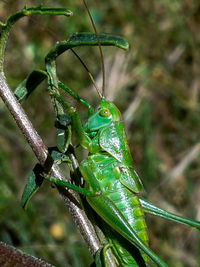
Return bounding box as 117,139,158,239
104,222,147,267
139,197,200,230
86,193,167,267
91,245,116,267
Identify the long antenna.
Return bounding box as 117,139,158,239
82,0,105,97
71,48,102,98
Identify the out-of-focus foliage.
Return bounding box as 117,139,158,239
0,0,200,266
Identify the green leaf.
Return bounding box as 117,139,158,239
21,164,44,210
46,33,129,61
14,70,47,103
55,114,72,153
4,6,72,28
67,33,129,50
24,6,73,17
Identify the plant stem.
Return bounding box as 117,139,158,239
0,241,55,267
0,6,72,72
0,71,100,257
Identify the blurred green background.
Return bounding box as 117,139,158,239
0,0,200,266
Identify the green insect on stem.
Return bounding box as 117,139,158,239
48,87,167,266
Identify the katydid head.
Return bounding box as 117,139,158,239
86,98,122,132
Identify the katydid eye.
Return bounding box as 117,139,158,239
99,108,110,117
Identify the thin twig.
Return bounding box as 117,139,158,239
0,241,55,267
0,71,100,257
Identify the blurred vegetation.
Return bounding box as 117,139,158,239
0,0,200,266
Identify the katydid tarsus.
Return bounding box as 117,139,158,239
9,2,199,267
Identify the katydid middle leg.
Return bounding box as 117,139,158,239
44,174,99,196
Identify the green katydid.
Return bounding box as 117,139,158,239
13,2,200,267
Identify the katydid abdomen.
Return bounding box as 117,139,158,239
80,152,148,265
